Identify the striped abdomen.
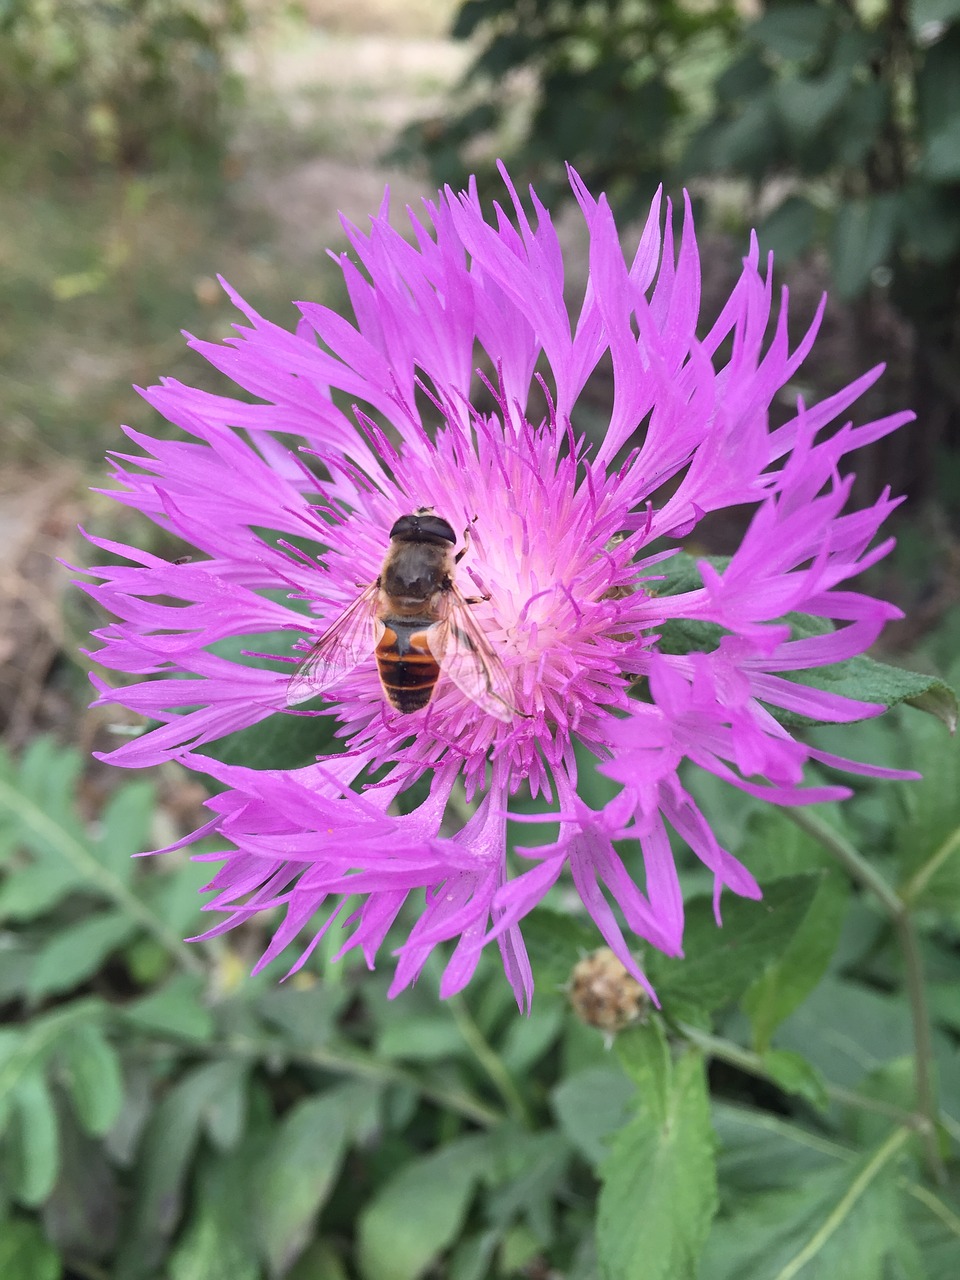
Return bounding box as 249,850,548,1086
376,620,440,713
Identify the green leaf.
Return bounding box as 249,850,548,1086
758,195,819,262
551,1065,636,1164
114,1061,246,1279
97,780,155,883
829,195,900,299
500,1002,565,1076
773,978,914,1089
598,1030,716,1280
910,0,960,31
774,68,850,144
199,1058,248,1152
58,1022,124,1137
891,710,960,909
700,1129,918,1279
0,742,200,971
0,1000,106,1125
712,1102,845,1193
782,623,958,727
748,5,831,61
648,876,823,1019
759,1048,829,1110
40,1120,120,1261
484,1128,571,1241
0,1216,60,1280
122,972,214,1042
744,871,849,1051
287,1240,351,1280
903,1181,960,1276
377,1016,466,1062
257,1080,381,1279
518,906,598,990
357,1134,494,1280
29,911,137,999
169,1149,260,1280
656,563,956,728
9,1070,59,1207
922,113,960,182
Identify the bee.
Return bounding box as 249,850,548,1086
288,509,514,721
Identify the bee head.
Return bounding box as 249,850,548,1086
390,511,457,545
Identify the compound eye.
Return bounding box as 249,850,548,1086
389,514,417,540
419,515,457,544
389,512,457,543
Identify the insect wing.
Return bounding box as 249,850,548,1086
427,590,515,722
287,585,382,705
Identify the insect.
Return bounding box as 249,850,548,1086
288,509,515,721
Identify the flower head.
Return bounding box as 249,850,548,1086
81,166,913,1009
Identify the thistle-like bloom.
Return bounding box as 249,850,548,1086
82,167,913,1009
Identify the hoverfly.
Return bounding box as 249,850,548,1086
287,509,514,721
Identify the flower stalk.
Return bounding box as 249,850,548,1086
785,808,945,1184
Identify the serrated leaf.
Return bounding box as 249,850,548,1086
700,1129,918,1279
648,875,823,1018
257,1080,382,1279
597,1035,716,1280
744,871,849,1050
9,1070,60,1206
787,640,958,728
58,1022,124,1137
357,1134,494,1280
0,1216,60,1280
655,564,954,727
551,1065,635,1164
29,911,137,999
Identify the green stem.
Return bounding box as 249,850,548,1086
445,992,533,1129
773,1127,912,1280
160,1032,503,1129
676,1023,928,1132
784,808,945,1183
900,824,960,905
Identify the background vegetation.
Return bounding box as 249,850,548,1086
2,1,959,1277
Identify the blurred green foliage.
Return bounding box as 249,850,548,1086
3,633,960,1276
0,0,248,172
412,0,960,502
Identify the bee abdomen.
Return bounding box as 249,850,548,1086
376,624,440,713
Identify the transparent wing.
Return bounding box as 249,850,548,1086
427,589,516,722
287,584,383,706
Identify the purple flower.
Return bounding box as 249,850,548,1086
81,167,914,1009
